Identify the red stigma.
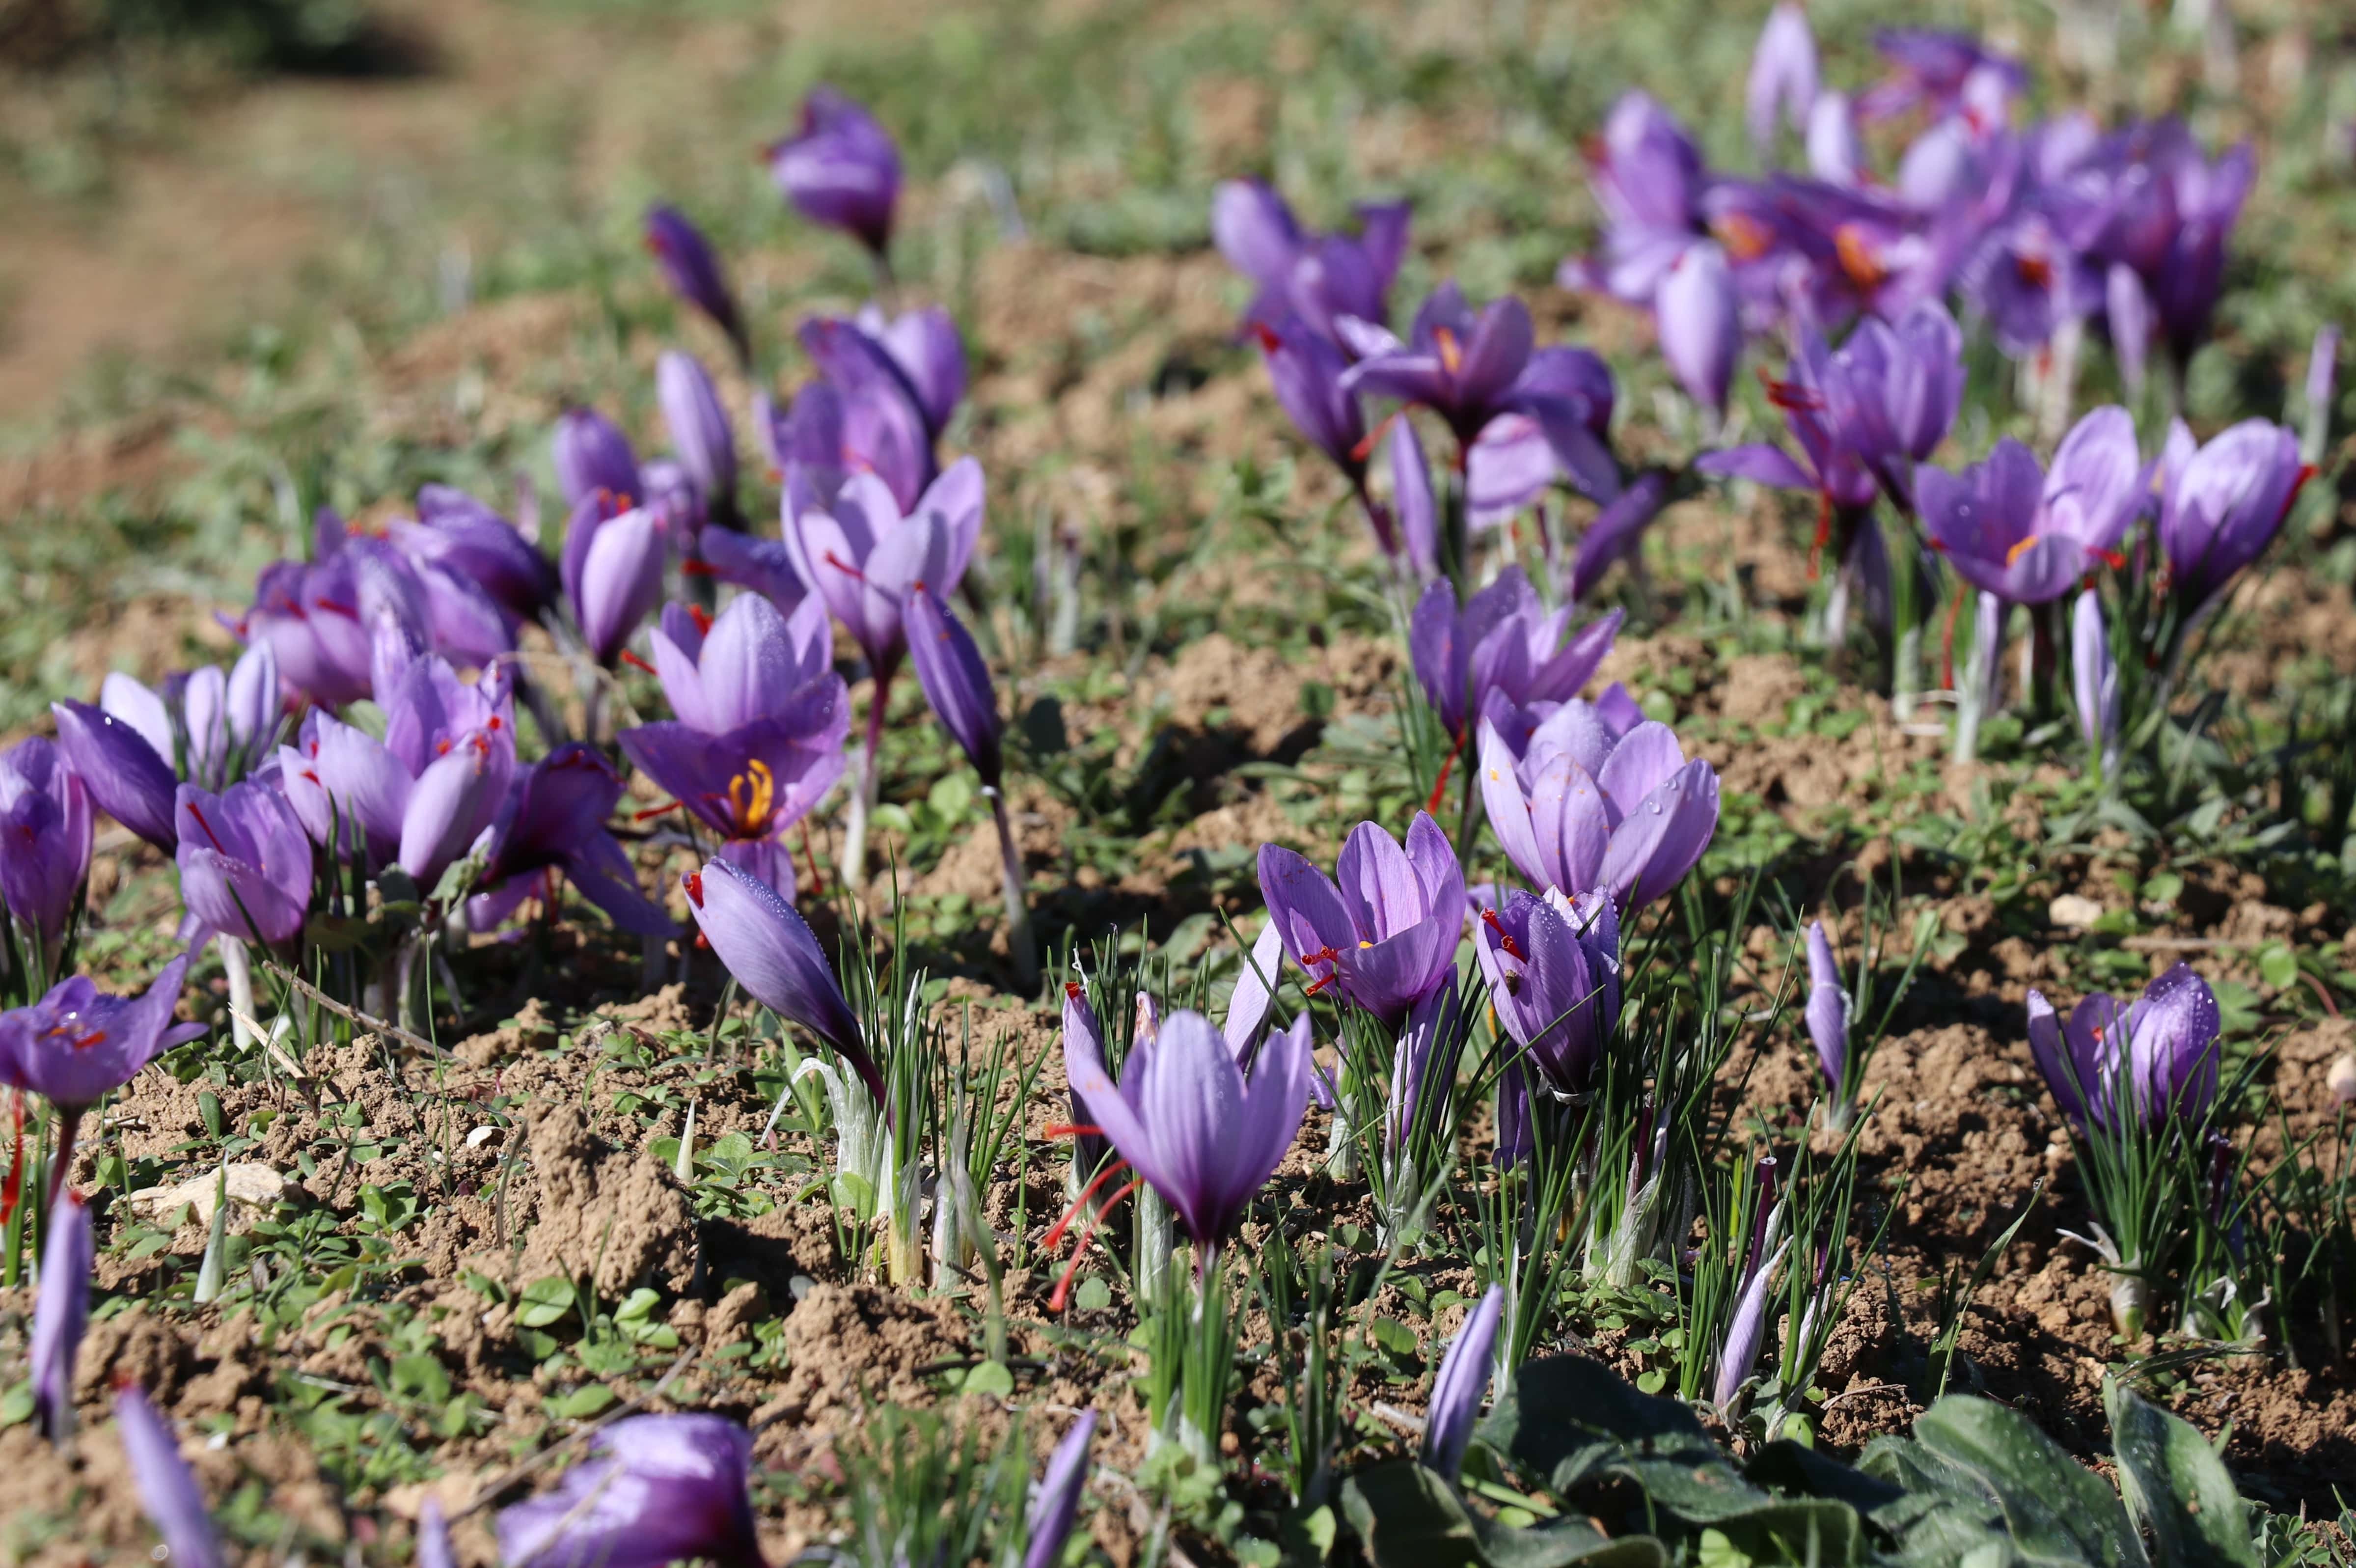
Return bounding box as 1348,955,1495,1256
682,871,704,907
1480,908,1526,962
1424,728,1464,817
823,550,867,580
312,597,360,622
619,649,657,675
1247,322,1282,354
184,803,227,853
688,604,713,634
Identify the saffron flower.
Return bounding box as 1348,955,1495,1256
1422,1284,1504,1482
1819,301,1965,512
1256,814,1465,1027
789,318,937,511
852,303,966,444
1473,886,1620,1096
1408,567,1622,742
497,1414,766,1568
1917,407,2151,605
50,701,179,852
562,499,667,667
116,1384,225,1568
2155,417,2307,614
2072,589,2119,771
306,663,518,890
1211,180,1411,345
647,595,834,737
1563,92,1709,306
403,485,555,623
657,350,739,528
551,406,643,514
466,745,674,938
173,782,311,949
226,530,428,710
1252,318,1371,496
1023,1411,1097,1568
0,956,203,1210
684,856,879,1105
645,204,749,366
51,643,282,854
1062,1000,1313,1255
1476,692,1720,912
1340,282,1538,447
1656,241,1742,422
31,1184,91,1439
1805,920,1850,1102
767,86,900,261
0,737,93,955
2027,964,2222,1133
782,457,985,680
1746,2,1818,160
902,583,1001,788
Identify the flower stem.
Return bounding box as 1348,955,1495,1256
986,788,1038,992
841,666,893,893
44,1104,82,1217
219,935,256,1054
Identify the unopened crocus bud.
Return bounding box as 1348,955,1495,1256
565,504,666,667
767,86,901,259
31,1186,91,1440
1804,921,1849,1100
1423,1284,1504,1482
1023,1410,1097,1568
1657,242,1741,423
685,857,878,1106
645,204,749,366
0,737,92,953
657,350,738,521
904,582,1001,788
1714,1236,1792,1413
1746,1,1818,159
173,781,311,949
551,407,641,512
2072,588,2119,771
116,1384,225,1568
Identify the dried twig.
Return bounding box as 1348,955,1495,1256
261,962,453,1059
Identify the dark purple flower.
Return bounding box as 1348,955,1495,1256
31,1184,90,1439
467,745,673,938
228,532,429,710
684,857,878,1106
563,500,667,666
1341,283,1537,447
1409,567,1622,740
782,456,984,678
1023,1410,1097,1568
1212,180,1412,345
1747,3,1818,159
400,485,555,622
1252,317,1370,491
1568,470,1672,603
1656,241,1742,420
1696,334,1880,523
0,955,203,1112
498,1414,766,1568
796,317,937,510
2084,122,2253,369
2072,588,2119,765
1473,886,1619,1095
1423,1283,1504,1482
1256,814,1464,1027
305,669,516,889
0,737,92,951
1859,28,2026,123
767,86,901,259
1819,301,1965,511
175,782,311,947
52,700,179,852
1477,691,1720,912
552,407,643,513
2155,417,2308,612
116,1384,225,1568
1958,210,2099,355
658,350,738,523
1805,921,1849,1095
645,204,749,365
1063,1000,1312,1251
1918,408,2151,604
904,581,1001,788
1564,92,1708,305
2027,963,2221,1132
695,527,809,615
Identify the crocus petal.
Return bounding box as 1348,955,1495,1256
1598,759,1719,910
1422,1285,1504,1481
1023,1411,1097,1568
686,857,875,1102
115,1385,225,1568
1805,921,1850,1093
31,1185,91,1439
52,700,179,851
904,583,1001,786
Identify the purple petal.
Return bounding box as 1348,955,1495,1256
115,1385,224,1568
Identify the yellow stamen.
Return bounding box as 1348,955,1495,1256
727,758,776,835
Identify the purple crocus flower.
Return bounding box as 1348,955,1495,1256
648,595,833,738
767,86,900,260
401,485,556,623
31,1184,91,1440
1256,814,1464,1028
174,782,311,948
116,1384,225,1568
1746,3,1818,160
2088,123,2253,372
2027,964,2222,1133
498,1414,766,1568
658,351,739,526
227,533,422,711
2155,417,2308,613
465,745,673,938
1957,209,2098,355
1422,1284,1504,1482
1567,470,1672,604
1565,92,1708,306
1408,567,1622,741
854,303,967,442
2072,589,2119,768
1063,1001,1312,1254
1252,317,1371,494
645,204,749,366
563,500,667,666
1474,886,1619,1096
552,407,643,513
1212,180,1412,346
619,618,846,894
904,582,1001,788
782,455,984,678
1820,301,1965,512
1805,921,1849,1098
1859,28,2026,123
1918,407,2151,604
418,1499,456,1568
1023,1411,1097,1568
792,319,937,510
51,701,179,852
1697,333,1881,539
1476,691,1720,913
302,665,518,888
1340,283,1537,448
685,856,878,1104
0,737,92,953
0,957,204,1210
1656,241,1742,421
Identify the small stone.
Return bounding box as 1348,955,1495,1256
2048,894,2104,930
127,1163,294,1231
2327,1051,2356,1105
